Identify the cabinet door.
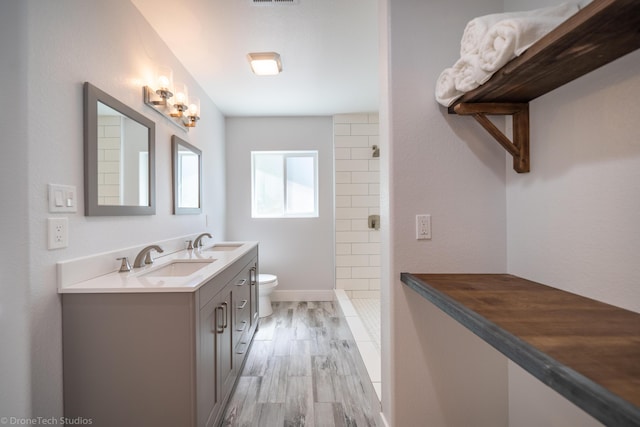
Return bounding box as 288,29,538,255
198,295,220,427
199,286,234,427
217,286,235,413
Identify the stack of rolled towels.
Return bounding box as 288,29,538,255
436,2,586,107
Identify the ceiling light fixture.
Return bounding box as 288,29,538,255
247,52,282,76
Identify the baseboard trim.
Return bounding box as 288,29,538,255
270,289,335,302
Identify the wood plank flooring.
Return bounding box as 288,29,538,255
222,301,381,427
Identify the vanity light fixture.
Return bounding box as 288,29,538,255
247,52,282,76
184,97,200,128
169,82,189,118
152,66,174,106
144,70,200,130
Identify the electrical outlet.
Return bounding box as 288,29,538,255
48,217,69,249
416,214,431,240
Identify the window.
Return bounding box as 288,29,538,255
251,151,318,218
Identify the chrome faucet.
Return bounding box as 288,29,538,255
193,233,212,248
133,245,164,268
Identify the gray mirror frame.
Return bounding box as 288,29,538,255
84,82,156,216
172,135,202,214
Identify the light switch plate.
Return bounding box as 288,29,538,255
48,183,77,213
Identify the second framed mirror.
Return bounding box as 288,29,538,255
172,135,202,214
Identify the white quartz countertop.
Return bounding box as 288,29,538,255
58,241,258,294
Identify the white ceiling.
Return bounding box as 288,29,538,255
131,0,379,117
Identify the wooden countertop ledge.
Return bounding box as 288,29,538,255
400,273,640,427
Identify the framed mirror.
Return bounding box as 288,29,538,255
84,82,156,216
172,135,202,214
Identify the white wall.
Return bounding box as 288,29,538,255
9,0,226,417
334,113,381,299
0,1,31,419
381,0,509,425
225,117,334,299
505,8,640,315
506,45,639,427
503,0,640,425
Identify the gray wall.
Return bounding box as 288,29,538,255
225,117,334,296
3,0,227,417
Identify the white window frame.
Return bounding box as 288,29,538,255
251,150,319,218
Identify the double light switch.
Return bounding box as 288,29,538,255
48,183,77,213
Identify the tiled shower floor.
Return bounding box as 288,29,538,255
335,290,382,401
350,298,381,353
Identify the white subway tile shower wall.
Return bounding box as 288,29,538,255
334,113,380,298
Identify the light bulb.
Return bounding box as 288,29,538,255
188,97,200,117
158,75,170,89
155,66,173,92
174,82,188,104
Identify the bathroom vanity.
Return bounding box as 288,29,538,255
60,242,259,427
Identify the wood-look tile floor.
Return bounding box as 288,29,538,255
222,301,381,427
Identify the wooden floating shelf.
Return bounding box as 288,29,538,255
401,273,640,427
447,0,640,173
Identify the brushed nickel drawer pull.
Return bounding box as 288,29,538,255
236,342,247,355
236,279,247,286
237,299,248,309
236,320,247,332
222,302,228,329
216,306,224,333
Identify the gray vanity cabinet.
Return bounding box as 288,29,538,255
62,247,258,427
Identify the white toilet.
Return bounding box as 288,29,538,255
258,274,278,318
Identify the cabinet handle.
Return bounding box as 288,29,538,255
237,299,248,310
216,306,224,334
236,320,247,332
236,342,247,355
250,267,256,285
222,302,228,329
236,279,247,287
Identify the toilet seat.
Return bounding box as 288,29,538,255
258,274,277,285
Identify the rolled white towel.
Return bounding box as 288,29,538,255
460,2,581,57
478,13,576,72
435,67,464,107
453,54,492,93
461,11,519,56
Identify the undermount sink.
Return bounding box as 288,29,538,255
204,243,243,252
139,260,215,277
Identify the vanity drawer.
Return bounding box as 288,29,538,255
198,248,257,308
234,335,250,367
233,274,251,348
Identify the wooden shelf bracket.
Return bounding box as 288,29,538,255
454,103,530,173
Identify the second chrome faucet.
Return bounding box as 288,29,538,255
193,233,212,249
133,245,164,268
